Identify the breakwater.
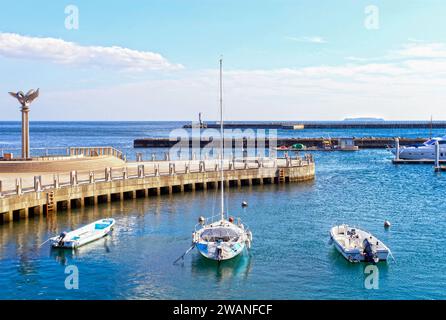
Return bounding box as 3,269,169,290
183,121,446,129
134,137,426,149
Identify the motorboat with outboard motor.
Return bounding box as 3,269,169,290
50,218,115,249
330,224,390,263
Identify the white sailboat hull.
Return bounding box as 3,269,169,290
196,240,246,261
193,219,251,261
50,218,115,249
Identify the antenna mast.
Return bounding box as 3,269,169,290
430,115,433,139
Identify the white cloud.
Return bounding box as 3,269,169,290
12,57,446,121
3,40,446,120
0,32,182,71
407,38,426,43
394,42,446,59
285,36,327,44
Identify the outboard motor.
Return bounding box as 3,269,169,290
58,231,67,247
363,238,378,264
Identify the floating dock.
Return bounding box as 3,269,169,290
134,137,425,149
0,150,315,225
392,159,446,164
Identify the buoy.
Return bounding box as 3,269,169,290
241,201,248,208
198,216,205,224
384,220,391,228
229,216,234,223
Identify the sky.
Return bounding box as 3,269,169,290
1,0,446,121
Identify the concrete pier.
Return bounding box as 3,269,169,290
0,156,315,225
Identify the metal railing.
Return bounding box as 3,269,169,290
69,147,125,160
0,146,125,161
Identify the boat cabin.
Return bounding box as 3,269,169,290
337,138,358,151
200,227,240,242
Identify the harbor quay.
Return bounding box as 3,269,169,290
0,149,315,225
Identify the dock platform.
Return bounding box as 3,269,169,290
392,159,446,164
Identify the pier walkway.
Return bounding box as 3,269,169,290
0,154,315,225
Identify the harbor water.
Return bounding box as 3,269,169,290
1,122,446,299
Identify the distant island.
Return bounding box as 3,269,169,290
344,117,385,122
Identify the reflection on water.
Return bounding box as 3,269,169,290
50,248,76,266
190,252,253,283
50,237,112,266
2,149,446,299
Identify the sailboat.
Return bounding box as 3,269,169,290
192,59,253,261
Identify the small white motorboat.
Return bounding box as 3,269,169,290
330,224,390,263
50,218,115,249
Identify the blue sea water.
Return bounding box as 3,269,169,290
1,121,446,299
0,121,443,159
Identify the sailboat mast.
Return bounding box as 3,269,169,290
220,58,224,219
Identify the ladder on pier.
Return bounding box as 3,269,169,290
279,168,286,183
46,191,55,213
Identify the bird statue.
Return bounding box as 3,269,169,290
9,89,39,108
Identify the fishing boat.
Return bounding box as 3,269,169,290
329,224,390,263
191,58,252,262
50,218,115,249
